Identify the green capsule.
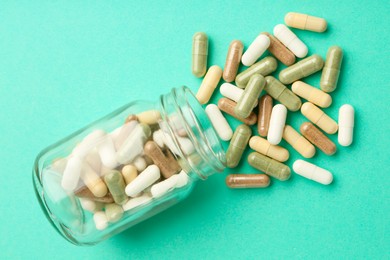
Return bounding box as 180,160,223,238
264,76,302,111
104,170,128,205
192,32,208,77
226,125,252,168
320,46,343,93
235,56,277,88
279,55,324,84
234,74,265,118
247,152,290,181
105,203,124,223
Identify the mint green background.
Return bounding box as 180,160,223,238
0,1,389,259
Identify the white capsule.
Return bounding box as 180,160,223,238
153,129,166,148
125,165,161,197
61,156,82,191
175,170,190,188
162,132,194,156
72,130,105,158
113,120,138,150
267,104,287,145
219,83,258,106
338,104,355,146
168,114,187,137
151,174,180,198
133,156,147,172
293,159,333,185
93,211,108,230
97,134,118,169
79,198,102,213
273,24,308,58
122,194,152,211
241,34,270,66
85,149,102,174
116,123,150,164
205,104,233,141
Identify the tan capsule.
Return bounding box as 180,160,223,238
262,32,295,66
300,122,337,155
121,165,138,185
284,12,327,33
218,98,257,125
301,102,338,134
75,186,114,203
137,110,161,125
292,81,332,108
283,125,316,158
80,163,108,198
144,141,181,178
257,94,273,137
223,40,244,82
249,136,289,162
196,65,222,104
124,114,138,123
226,174,270,188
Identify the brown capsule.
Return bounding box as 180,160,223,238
124,114,138,123
257,94,273,137
300,122,337,155
262,32,296,66
226,174,270,188
74,186,114,203
144,141,181,178
217,98,257,125
223,40,244,82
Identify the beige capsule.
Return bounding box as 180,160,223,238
223,40,244,82
217,98,257,125
249,136,289,162
124,114,138,123
283,125,316,158
284,12,327,33
301,102,338,134
144,141,181,178
196,65,222,104
137,110,161,125
262,32,295,66
292,81,332,108
80,162,108,198
121,165,138,185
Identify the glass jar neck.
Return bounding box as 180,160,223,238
158,86,226,179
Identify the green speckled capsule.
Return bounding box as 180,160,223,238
320,46,343,93
192,32,208,77
248,152,291,181
226,124,252,168
235,56,277,88
104,170,128,205
279,55,324,84
234,74,265,118
264,76,302,111
105,203,124,223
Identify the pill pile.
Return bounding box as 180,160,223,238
193,12,355,188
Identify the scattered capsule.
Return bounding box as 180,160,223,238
192,32,208,77
223,40,244,82
105,203,124,223
338,104,355,146
196,65,222,104
293,160,333,185
226,124,252,168
234,74,265,118
283,125,316,158
300,122,337,155
301,102,338,134
257,94,273,137
262,32,295,66
264,76,302,111
273,24,308,58
242,34,270,66
235,56,277,88
104,170,128,205
267,104,287,145
125,165,161,197
320,46,343,93
220,83,258,106
117,123,151,164
226,174,270,188
285,12,327,32
144,141,181,178
218,98,257,125
292,81,332,108
248,152,291,181
249,136,289,162
279,55,324,84
205,104,233,141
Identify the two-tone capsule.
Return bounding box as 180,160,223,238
235,56,277,88
301,102,338,134
241,34,270,66
264,76,302,111
226,125,252,168
285,12,327,32
279,55,324,85
196,65,222,104
273,24,308,58
234,74,265,118
320,46,343,93
248,152,291,181
223,40,244,82
192,32,208,77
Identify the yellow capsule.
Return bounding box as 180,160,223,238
292,81,332,108
249,136,289,162
196,65,222,104
301,102,338,134
283,125,316,158
284,12,327,33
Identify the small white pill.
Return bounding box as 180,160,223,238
241,34,270,66
175,170,189,188
122,194,152,211
61,156,82,191
220,83,258,106
97,134,118,169
125,165,161,197
293,159,333,185
113,120,138,150
72,130,105,158
151,174,180,198
93,211,108,230
205,104,233,141
267,104,287,145
273,24,308,58
338,104,355,146
133,156,147,172
79,198,102,212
